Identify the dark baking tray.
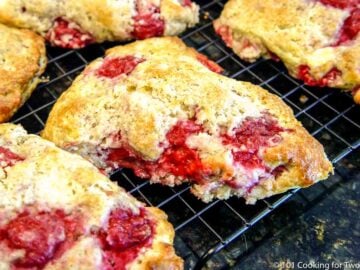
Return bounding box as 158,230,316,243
10,0,359,269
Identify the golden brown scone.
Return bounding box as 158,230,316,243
0,124,182,270
42,37,333,204
0,23,46,123
214,0,360,103
0,0,199,49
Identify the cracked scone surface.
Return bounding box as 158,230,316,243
0,0,199,49
42,37,333,204
0,23,46,123
0,124,182,270
214,0,360,103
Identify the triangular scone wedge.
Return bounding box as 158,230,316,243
0,0,199,49
0,23,46,123
0,124,182,270
42,37,333,204
213,0,360,103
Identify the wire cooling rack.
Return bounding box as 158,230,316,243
10,0,359,269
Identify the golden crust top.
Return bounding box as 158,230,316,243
0,123,182,270
42,37,332,203
214,0,360,91
0,0,199,44
43,37,266,159
0,23,46,123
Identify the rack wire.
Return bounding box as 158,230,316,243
10,0,359,269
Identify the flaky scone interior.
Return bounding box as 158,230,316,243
42,37,333,204
0,124,182,270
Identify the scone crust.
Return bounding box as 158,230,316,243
42,37,332,203
0,23,46,123
0,123,182,269
0,0,199,44
214,0,360,93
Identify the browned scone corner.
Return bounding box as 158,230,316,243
0,0,199,49
0,23,46,123
213,0,360,103
42,37,333,204
228,83,334,203
0,123,183,270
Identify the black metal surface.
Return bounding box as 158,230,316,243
10,0,359,269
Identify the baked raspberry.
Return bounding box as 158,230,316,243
231,151,263,169
335,9,360,45
106,120,208,183
298,65,342,87
223,115,286,169
132,5,165,40
196,54,223,73
45,17,95,49
215,25,233,47
95,56,145,78
157,120,208,182
96,208,154,270
1,208,83,268
0,146,24,168
221,115,288,190
319,0,359,10
181,0,193,7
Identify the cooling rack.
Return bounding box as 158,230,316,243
10,0,359,269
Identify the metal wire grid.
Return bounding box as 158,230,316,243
10,0,359,269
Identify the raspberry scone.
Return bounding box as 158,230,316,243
214,0,360,103
0,124,183,270
0,23,46,123
0,0,199,49
42,37,333,204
